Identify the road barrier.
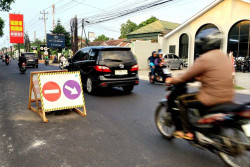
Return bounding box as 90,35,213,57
28,70,86,122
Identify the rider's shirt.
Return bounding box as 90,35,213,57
172,49,234,106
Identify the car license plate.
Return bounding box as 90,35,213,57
28,59,33,61
242,124,250,137
115,70,128,75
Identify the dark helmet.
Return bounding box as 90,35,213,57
21,53,25,57
195,28,223,54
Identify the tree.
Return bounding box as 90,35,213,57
119,16,159,39
119,20,137,39
0,0,15,12
94,34,109,41
0,0,15,37
0,18,4,37
137,16,158,29
50,20,71,48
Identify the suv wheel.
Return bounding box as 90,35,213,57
179,64,183,70
122,85,134,93
86,78,95,94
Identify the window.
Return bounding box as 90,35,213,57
228,20,250,58
167,54,173,59
72,50,83,62
89,49,99,60
169,45,176,54
194,24,220,59
82,48,90,60
179,33,189,59
174,55,179,59
99,50,134,61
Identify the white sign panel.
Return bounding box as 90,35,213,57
38,72,85,112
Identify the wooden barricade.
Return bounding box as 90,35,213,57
28,70,86,122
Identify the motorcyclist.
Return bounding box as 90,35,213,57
166,28,234,140
148,51,157,79
5,53,10,61
154,53,164,80
18,53,27,68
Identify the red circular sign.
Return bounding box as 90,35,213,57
42,82,61,102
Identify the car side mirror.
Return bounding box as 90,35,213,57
68,58,72,63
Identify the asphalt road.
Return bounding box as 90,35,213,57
0,60,249,167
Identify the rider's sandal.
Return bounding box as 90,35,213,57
183,132,194,140
173,131,185,138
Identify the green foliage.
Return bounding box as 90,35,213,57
120,20,137,39
94,34,109,41
0,0,15,37
0,18,4,37
50,19,71,48
137,16,158,29
0,0,15,12
119,16,159,39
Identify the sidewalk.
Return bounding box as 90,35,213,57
138,69,250,94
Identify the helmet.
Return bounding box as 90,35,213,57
195,28,223,54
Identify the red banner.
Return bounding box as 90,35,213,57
9,14,24,44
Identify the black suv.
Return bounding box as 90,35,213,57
24,52,38,68
67,46,139,94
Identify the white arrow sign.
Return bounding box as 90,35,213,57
65,85,78,95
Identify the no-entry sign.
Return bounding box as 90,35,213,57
38,72,85,112
42,82,61,102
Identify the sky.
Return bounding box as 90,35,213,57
0,0,215,48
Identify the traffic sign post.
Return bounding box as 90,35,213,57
28,70,86,123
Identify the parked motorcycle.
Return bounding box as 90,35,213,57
242,59,250,73
19,62,26,74
149,65,172,84
5,58,9,65
155,83,250,167
45,59,49,66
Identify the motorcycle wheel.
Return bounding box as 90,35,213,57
155,104,175,139
218,127,250,167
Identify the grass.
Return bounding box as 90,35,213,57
235,85,245,90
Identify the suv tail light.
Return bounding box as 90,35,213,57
94,65,111,72
130,65,139,71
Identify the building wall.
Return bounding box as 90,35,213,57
162,0,250,66
131,41,161,70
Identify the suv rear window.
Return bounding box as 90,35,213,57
99,50,135,61
25,53,37,58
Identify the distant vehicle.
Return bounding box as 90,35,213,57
24,53,38,68
164,54,184,70
19,62,26,74
67,46,139,94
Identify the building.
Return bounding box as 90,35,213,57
127,20,180,42
159,0,250,66
101,39,130,47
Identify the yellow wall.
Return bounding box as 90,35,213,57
162,0,250,66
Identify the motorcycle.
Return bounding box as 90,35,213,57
155,83,250,167
59,59,68,69
45,59,49,66
149,65,172,84
19,62,26,74
5,58,9,65
242,59,250,73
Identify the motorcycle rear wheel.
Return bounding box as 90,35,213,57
155,104,175,139
218,128,250,167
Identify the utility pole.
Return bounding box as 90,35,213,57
52,4,55,29
34,31,36,41
74,15,78,55
70,16,78,55
39,10,49,44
